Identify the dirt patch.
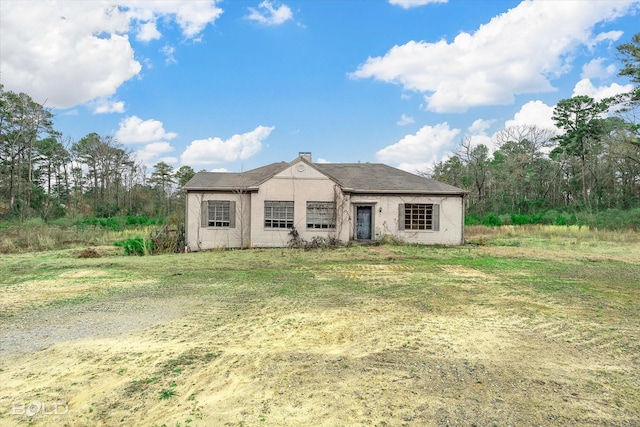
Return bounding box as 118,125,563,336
0,245,638,426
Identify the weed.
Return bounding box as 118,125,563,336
159,388,177,400
114,237,154,256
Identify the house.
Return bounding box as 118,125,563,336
183,153,466,250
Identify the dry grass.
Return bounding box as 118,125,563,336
0,228,639,426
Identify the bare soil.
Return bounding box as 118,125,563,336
0,243,639,426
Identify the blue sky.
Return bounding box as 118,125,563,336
1,0,638,173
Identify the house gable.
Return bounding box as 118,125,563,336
272,159,332,180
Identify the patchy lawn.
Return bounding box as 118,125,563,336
1,227,639,426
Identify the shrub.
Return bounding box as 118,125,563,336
465,215,481,226
554,215,568,226
114,237,153,256
481,213,502,227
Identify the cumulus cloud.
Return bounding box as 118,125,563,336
246,1,293,25
581,58,617,80
375,123,460,172
137,21,161,42
181,126,275,166
0,1,222,109
350,0,638,112
505,100,556,130
389,0,447,8
116,116,178,144
572,79,635,101
87,97,126,114
397,114,415,126
135,141,175,165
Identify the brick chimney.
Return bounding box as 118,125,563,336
299,152,312,162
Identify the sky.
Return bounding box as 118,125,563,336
1,0,638,174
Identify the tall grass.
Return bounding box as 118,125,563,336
466,224,640,245
0,217,159,253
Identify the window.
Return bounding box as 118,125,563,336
307,201,336,229
201,200,235,228
400,203,439,231
264,201,294,228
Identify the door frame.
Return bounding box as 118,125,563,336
353,203,376,241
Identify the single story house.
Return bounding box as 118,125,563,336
183,153,466,250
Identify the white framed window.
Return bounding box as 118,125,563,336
307,201,336,229
264,201,294,228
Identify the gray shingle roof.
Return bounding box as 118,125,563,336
314,163,464,194
184,159,465,195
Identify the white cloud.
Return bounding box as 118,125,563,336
572,78,634,101
505,100,556,130
375,123,460,172
464,119,495,152
351,0,638,112
135,141,175,165
126,1,223,39
397,114,415,126
0,1,222,109
246,1,293,25
181,126,275,166
116,116,178,144
88,97,126,114
581,58,617,80
590,30,624,47
467,118,494,135
161,45,177,65
137,21,161,42
389,0,447,9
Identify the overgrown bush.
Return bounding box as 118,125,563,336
114,237,153,256
482,213,502,227
149,223,185,254
287,227,343,249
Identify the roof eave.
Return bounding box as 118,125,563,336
342,189,467,196
184,186,259,193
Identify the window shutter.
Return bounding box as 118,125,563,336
432,204,440,231
201,200,208,227
229,201,236,228
398,204,405,230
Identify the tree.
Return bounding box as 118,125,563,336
551,95,608,207
149,161,175,215
0,86,57,217
617,32,640,85
174,165,195,187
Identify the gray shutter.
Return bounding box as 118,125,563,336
201,200,208,227
229,201,236,228
432,204,440,231
398,204,405,230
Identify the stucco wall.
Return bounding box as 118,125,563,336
349,194,464,245
185,191,251,251
249,161,348,247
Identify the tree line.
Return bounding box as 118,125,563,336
0,87,195,221
429,33,640,224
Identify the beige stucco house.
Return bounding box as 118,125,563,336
183,153,466,250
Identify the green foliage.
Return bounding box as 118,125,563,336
481,213,502,227
114,237,154,256
77,215,162,231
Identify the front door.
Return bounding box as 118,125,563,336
356,206,372,240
